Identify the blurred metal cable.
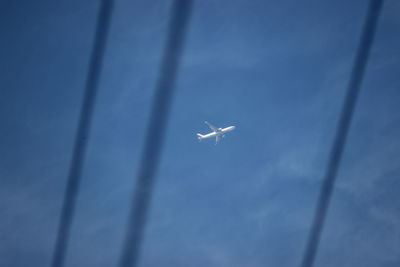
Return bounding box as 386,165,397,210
118,1,192,267
51,1,114,267
300,1,383,267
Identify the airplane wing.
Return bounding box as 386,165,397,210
215,134,221,144
205,121,218,132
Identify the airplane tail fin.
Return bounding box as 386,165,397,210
197,133,203,141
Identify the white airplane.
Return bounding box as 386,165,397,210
197,121,236,144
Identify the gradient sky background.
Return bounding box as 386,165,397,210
1,0,399,267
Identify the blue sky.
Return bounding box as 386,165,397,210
0,0,399,266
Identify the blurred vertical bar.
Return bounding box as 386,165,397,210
118,1,192,267
51,1,114,267
300,1,383,267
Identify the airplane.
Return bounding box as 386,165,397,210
197,121,236,144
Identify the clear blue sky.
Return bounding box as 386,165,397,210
0,0,399,266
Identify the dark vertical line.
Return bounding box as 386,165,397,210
118,1,192,267
51,1,114,267
300,1,383,267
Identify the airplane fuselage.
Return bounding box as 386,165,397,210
197,122,236,144
198,126,235,139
